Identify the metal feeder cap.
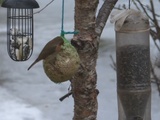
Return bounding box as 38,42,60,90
1,0,39,8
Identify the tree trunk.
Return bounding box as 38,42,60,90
71,0,118,120
71,0,99,120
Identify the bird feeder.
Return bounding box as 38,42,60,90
43,36,80,83
112,10,151,120
1,0,39,61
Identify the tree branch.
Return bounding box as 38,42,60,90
96,0,118,37
150,0,159,28
135,0,153,21
109,54,117,71
34,0,54,14
149,0,160,40
59,91,72,101
150,61,160,95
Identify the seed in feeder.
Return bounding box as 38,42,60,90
116,45,150,90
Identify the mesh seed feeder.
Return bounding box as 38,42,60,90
111,9,151,120
1,0,39,61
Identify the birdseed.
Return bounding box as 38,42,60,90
116,45,150,90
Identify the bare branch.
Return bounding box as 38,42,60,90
59,91,72,101
96,0,118,37
109,55,116,71
135,0,153,21
154,40,160,53
150,29,158,40
150,61,160,95
150,0,160,31
129,0,131,9
34,0,55,14
132,0,141,10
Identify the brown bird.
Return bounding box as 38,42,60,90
28,36,64,70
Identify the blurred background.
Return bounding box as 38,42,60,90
0,0,159,120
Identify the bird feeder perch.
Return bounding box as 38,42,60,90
111,9,151,120
1,0,39,61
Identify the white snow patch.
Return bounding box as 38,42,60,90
0,87,48,120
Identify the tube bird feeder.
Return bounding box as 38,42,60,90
1,0,39,61
115,10,151,120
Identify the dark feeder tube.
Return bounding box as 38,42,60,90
116,11,151,120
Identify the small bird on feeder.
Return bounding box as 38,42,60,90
27,36,64,70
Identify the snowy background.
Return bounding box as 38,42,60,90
0,0,159,120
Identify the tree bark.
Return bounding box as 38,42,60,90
96,0,118,37
71,1,99,120
71,0,118,120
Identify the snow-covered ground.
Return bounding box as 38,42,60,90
0,0,159,120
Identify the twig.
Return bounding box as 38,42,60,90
150,29,158,40
129,0,131,9
149,0,160,40
132,0,141,10
135,0,153,21
145,5,160,17
150,0,159,26
59,91,72,101
109,55,116,71
135,0,160,39
150,61,160,96
150,32,160,53
34,0,55,14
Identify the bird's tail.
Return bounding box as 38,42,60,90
27,61,37,70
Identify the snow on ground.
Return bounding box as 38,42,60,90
0,87,48,120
